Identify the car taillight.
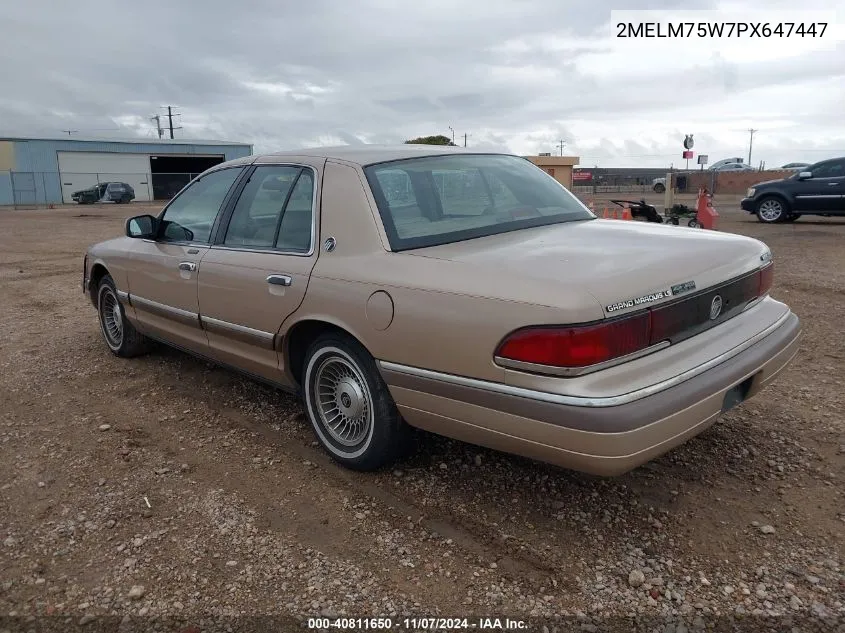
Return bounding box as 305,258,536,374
758,262,774,297
496,313,651,369
497,264,774,371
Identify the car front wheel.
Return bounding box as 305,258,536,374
653,183,666,193
303,332,411,471
97,275,149,357
756,196,788,223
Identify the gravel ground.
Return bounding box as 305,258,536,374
0,202,843,632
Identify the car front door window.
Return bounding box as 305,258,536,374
159,168,243,243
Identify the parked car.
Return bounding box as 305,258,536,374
83,146,800,476
73,182,135,204
741,156,845,223
652,177,666,193
712,162,756,172
708,157,746,170
781,162,811,171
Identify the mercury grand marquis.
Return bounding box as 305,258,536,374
83,146,801,475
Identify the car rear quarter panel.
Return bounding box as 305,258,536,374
285,160,606,382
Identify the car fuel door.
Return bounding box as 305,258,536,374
196,162,321,385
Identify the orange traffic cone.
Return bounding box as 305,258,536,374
602,208,609,218
622,207,632,221
612,209,619,219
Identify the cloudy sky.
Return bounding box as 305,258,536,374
1,0,843,167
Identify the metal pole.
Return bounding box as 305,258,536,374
747,129,756,164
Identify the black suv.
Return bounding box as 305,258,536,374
72,182,135,205
741,157,845,223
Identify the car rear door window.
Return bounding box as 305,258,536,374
223,166,315,252
159,167,243,243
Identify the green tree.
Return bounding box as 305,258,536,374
405,135,456,146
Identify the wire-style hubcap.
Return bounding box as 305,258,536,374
313,356,372,447
100,289,123,347
759,200,782,221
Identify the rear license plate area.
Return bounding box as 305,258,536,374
721,375,756,413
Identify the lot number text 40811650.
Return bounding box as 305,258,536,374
616,21,828,38
306,617,528,630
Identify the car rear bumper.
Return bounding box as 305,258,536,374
740,198,757,212
378,311,801,476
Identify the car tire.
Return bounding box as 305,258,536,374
756,196,789,223
687,218,700,228
653,183,666,193
303,332,412,471
97,275,149,357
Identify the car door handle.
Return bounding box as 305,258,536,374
178,262,197,272
828,182,839,186
266,274,292,287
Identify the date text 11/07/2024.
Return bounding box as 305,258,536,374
307,617,527,630
616,21,828,38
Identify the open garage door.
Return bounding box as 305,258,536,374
149,155,225,200
57,152,152,203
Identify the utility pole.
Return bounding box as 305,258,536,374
558,139,566,156
463,132,470,147
747,128,757,165
62,129,78,136
161,105,182,139
448,126,454,145
150,115,163,139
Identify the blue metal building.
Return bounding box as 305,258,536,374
0,135,253,206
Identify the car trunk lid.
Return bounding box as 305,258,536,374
409,219,767,310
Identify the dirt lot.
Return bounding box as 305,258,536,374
1,201,843,632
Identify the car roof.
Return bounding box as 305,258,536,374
253,144,510,167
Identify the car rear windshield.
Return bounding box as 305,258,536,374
363,154,594,251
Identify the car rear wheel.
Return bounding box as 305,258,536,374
97,275,149,357
303,332,412,471
756,196,788,223
653,183,666,193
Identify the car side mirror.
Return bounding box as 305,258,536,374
125,214,157,239
797,171,812,180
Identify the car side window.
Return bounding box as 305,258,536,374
223,166,312,250
275,170,314,252
811,161,845,179
159,167,243,243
